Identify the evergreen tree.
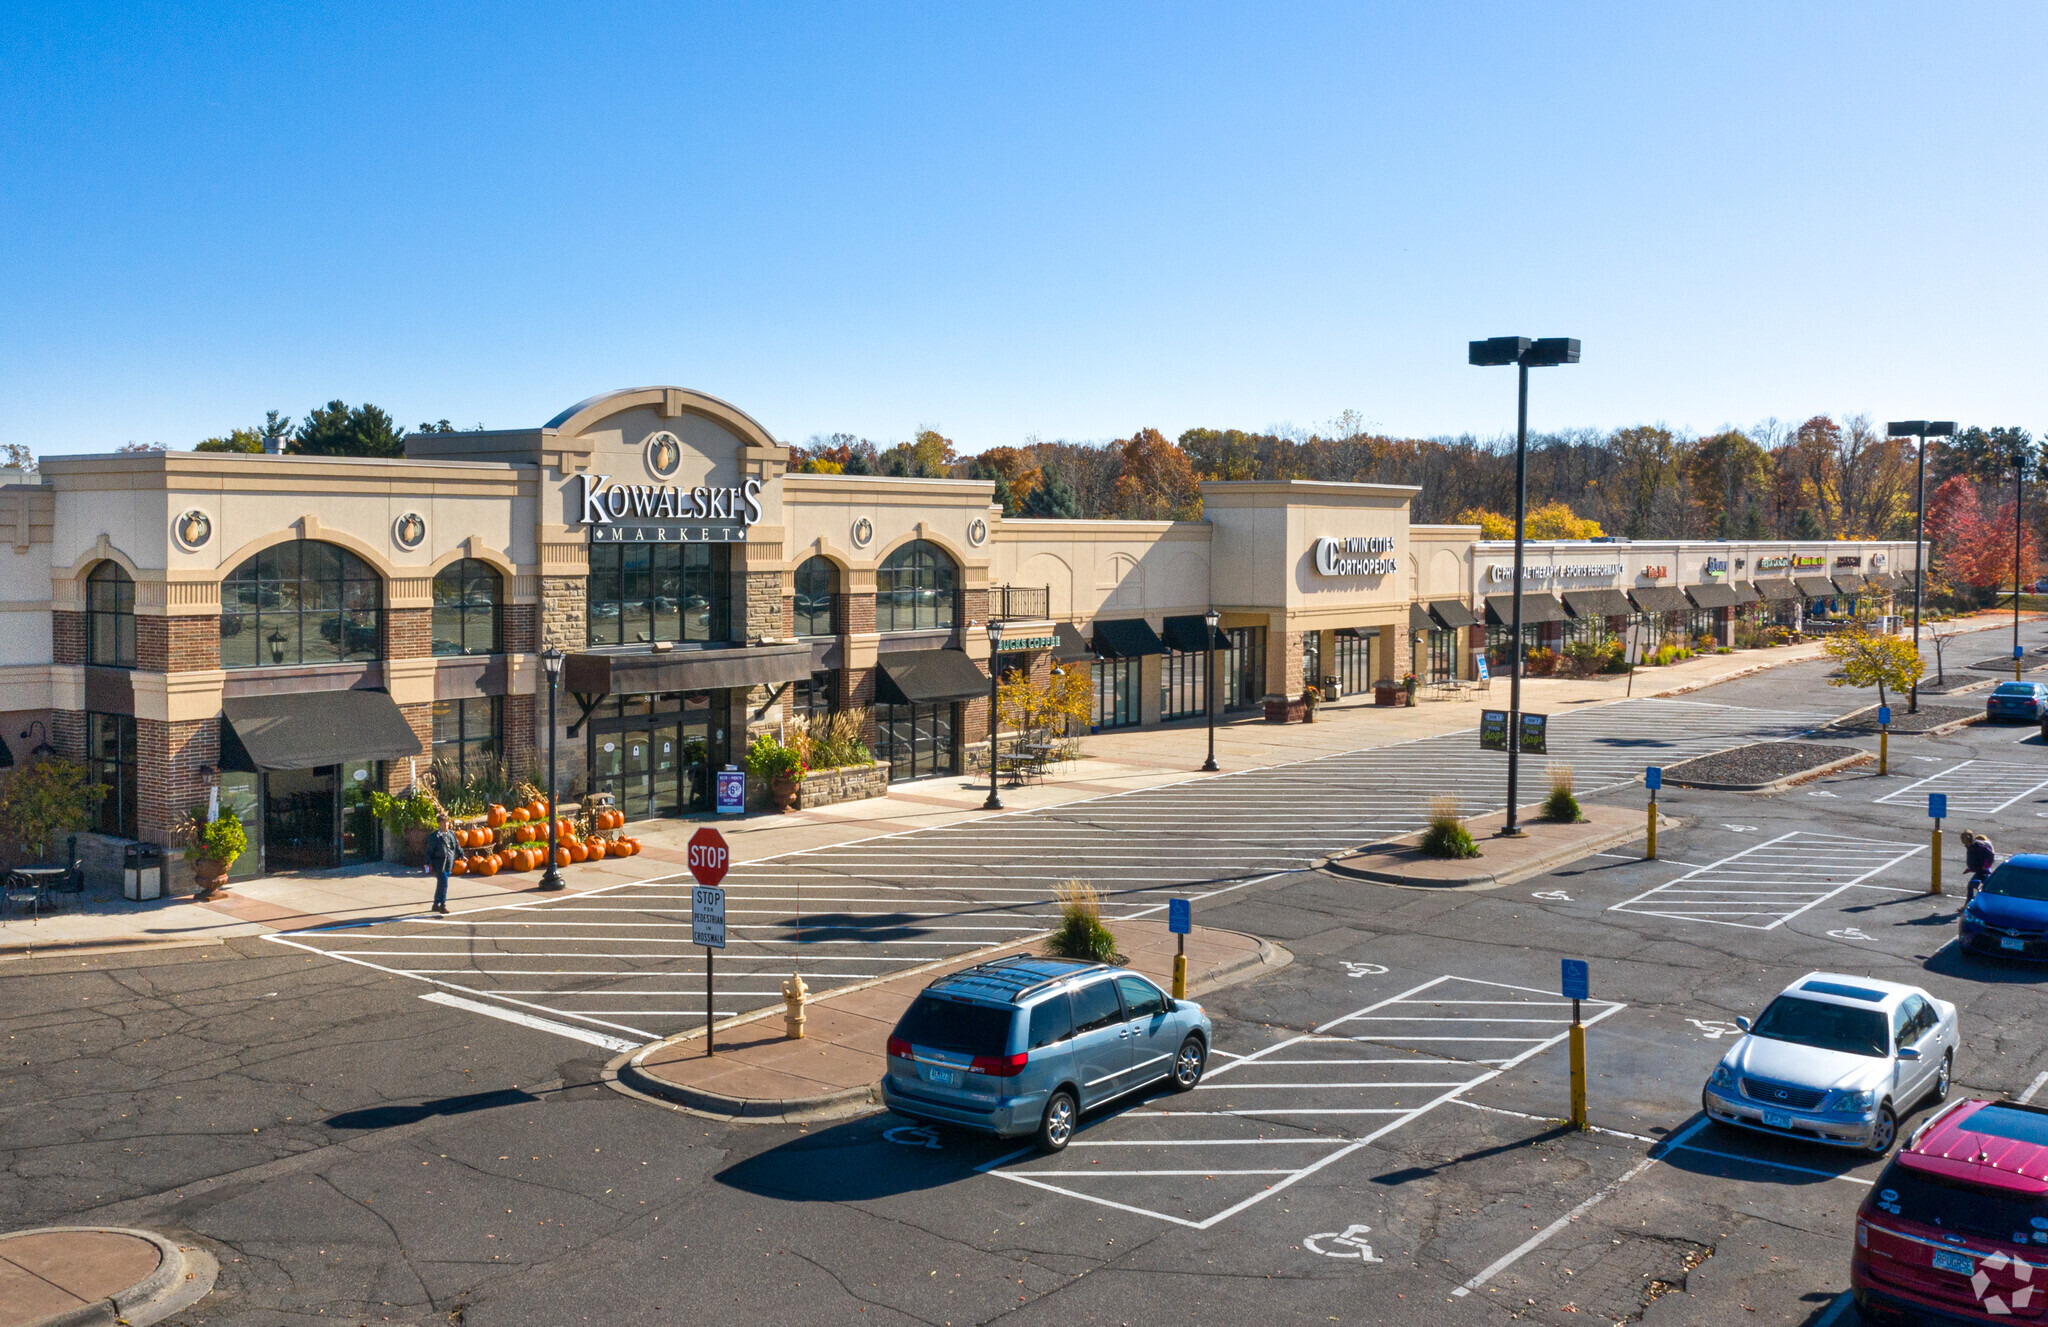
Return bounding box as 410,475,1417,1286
1020,464,1081,518
1792,506,1825,540
291,401,407,458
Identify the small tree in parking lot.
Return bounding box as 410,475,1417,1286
1821,626,1924,711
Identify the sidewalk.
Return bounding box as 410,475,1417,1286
610,917,1284,1123
0,1226,215,1327
0,621,2007,959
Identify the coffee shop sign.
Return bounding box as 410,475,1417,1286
1315,536,1398,576
1487,562,1624,584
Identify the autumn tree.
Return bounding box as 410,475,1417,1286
1685,430,1773,536
1822,627,1924,710
1601,426,1678,538
1112,428,1201,520
1453,502,1601,539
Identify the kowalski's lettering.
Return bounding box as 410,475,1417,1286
577,475,765,530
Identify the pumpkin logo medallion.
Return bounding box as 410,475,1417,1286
851,517,874,549
172,509,212,550
646,430,683,479
393,511,427,550
967,517,989,547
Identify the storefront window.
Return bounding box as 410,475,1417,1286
432,697,502,785
586,542,728,647
1428,630,1457,683
1091,657,1140,729
1224,627,1266,710
793,556,838,637
1160,650,1206,719
1335,631,1373,697
793,669,838,723
1485,623,1544,668
86,561,135,667
88,712,136,839
432,559,502,656
587,692,718,818
878,703,957,780
219,771,262,879
876,541,956,632
220,540,382,668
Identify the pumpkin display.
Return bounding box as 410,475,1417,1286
554,847,571,867
528,801,549,822
486,804,507,828
586,839,607,861
555,819,575,842
450,857,468,876
568,841,588,863
510,849,532,872
473,854,499,876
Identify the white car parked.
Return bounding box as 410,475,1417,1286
1700,972,1958,1155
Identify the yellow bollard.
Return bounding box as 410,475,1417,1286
1646,797,1658,861
1880,729,1889,776
1930,827,1943,896
1172,952,1188,1000
1568,1018,1588,1130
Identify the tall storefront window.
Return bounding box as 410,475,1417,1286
88,712,137,839
221,540,382,668
876,541,956,632
1428,630,1457,683
432,697,502,785
1091,657,1140,729
1335,631,1374,696
1302,633,1322,692
1160,650,1206,719
432,559,502,656
793,556,839,637
588,692,720,818
878,703,957,780
587,542,729,646
793,669,839,723
1224,627,1267,710
86,562,135,667
1485,623,1544,668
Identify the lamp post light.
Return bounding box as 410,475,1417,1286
1202,608,1221,773
1888,421,1954,713
983,620,1005,811
537,647,566,892
1468,335,1580,837
2013,438,2034,680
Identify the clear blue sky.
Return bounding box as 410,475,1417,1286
3,3,2042,457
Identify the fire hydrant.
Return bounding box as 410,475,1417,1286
782,971,809,1039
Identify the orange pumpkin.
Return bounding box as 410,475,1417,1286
568,840,588,863
586,839,607,861
473,855,498,877
628,838,643,855
509,849,529,872
555,818,575,842
608,810,624,830
449,856,468,876
486,804,507,828
474,828,493,849
554,847,571,867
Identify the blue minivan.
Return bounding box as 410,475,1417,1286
1960,853,2048,961
881,955,1214,1151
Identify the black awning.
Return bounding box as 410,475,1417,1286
220,689,424,773
1755,578,1802,601
1427,599,1479,629
1732,581,1761,604
1093,618,1166,658
1796,575,1838,599
1833,573,1866,593
1409,603,1438,632
1686,582,1742,608
564,642,814,697
1162,614,1227,653
1629,586,1691,613
1563,588,1635,618
1054,622,1094,663
1485,593,1566,626
875,649,989,705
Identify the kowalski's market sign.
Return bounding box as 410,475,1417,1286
578,473,765,542
994,635,1057,652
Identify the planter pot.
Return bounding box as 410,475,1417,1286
769,772,800,812
401,825,430,867
191,857,229,897
1374,682,1399,707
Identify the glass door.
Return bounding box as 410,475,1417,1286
264,765,337,872
1224,627,1266,710
339,761,382,863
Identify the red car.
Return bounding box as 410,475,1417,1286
1854,1097,2048,1324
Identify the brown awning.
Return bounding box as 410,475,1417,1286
1686,582,1742,609
875,649,989,705
1629,586,1691,613
1755,578,1802,601
1409,603,1439,632
564,642,814,697
1563,588,1635,618
1427,599,1479,629
1796,575,1838,599
1485,593,1566,626
220,689,423,772
1732,582,1761,604
1833,573,1866,593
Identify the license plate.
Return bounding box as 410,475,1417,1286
1932,1249,1976,1277
2003,936,2028,951
1761,1111,1792,1129
922,1065,960,1088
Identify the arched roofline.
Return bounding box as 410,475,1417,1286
545,387,781,453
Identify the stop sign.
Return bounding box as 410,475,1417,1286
687,826,730,888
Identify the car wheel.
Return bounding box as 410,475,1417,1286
1171,1035,1206,1091
1037,1089,1077,1153
1867,1103,1898,1156
1932,1051,1953,1105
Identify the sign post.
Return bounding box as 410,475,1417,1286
1928,793,1946,896
1168,898,1192,999
1878,705,1892,776
689,827,731,1053
1644,766,1662,860
1561,959,1589,1130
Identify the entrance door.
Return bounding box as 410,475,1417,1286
339,760,382,863
265,766,338,872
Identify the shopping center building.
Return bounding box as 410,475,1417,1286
0,385,1917,881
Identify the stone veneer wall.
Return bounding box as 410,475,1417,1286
539,576,585,652
797,760,889,809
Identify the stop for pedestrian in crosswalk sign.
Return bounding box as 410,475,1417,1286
688,826,730,888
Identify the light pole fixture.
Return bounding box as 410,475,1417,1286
1889,420,1954,712
1202,608,1221,772
983,620,1005,811
2012,436,2035,680
537,646,566,892
1469,335,1581,837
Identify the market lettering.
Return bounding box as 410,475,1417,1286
578,474,763,529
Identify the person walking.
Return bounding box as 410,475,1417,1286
426,813,461,915
1963,830,1997,901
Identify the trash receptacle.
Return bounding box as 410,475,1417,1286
123,842,163,901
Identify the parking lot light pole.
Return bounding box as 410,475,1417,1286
1890,421,1953,713
1202,608,1221,772
537,647,566,892
1469,336,1580,836
983,620,1005,811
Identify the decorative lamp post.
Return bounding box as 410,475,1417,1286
1468,336,1580,837
1889,420,1954,713
537,647,566,892
983,620,1005,811
1202,608,1221,772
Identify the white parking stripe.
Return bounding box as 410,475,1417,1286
1875,759,2048,815
1608,831,1924,929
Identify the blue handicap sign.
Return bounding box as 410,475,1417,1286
1561,959,1589,1001
1878,705,1892,726
2020,645,2028,660
1644,766,1662,791
1929,792,1948,820
1168,898,1191,935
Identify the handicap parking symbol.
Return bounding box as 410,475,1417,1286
1531,889,1571,901
1341,962,1389,978
1304,1223,1382,1262
1687,1018,1742,1039
884,1125,942,1149
1828,927,1875,943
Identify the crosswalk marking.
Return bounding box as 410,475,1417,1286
1874,759,2048,816
1608,831,1924,929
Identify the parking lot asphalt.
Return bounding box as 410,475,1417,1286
5,652,2046,1326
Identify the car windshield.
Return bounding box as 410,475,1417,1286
1750,995,1889,1057
1873,1160,2048,1242
1984,865,2048,903
1995,683,2037,696
893,994,1014,1057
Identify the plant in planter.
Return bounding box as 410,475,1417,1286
1542,762,1583,823
745,733,806,812
1417,794,1480,859
180,809,249,895
1301,685,1320,722
0,755,102,865
369,790,441,865
1400,672,1421,704
1045,879,1120,962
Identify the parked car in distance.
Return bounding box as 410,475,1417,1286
1987,680,2048,723
1852,1097,2048,1324
1959,854,2048,961
1701,973,1958,1155
881,955,1214,1152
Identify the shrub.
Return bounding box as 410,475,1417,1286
744,732,805,782
1542,763,1583,823
1045,879,1119,961
1524,648,1559,677
0,756,102,858
1418,794,1480,859
180,808,249,869
369,790,440,836
791,710,872,769
429,757,516,817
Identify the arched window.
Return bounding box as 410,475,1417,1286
793,556,839,637
876,540,956,633
432,559,502,656
220,540,382,668
86,561,135,667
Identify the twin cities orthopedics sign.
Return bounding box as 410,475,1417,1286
578,473,764,543
1315,536,1398,576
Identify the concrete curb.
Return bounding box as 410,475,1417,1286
0,935,225,962
603,928,1292,1126
1825,703,1983,739
1322,815,1673,891
1665,749,1875,793
2,1226,217,1327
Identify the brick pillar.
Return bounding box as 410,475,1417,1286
848,665,879,746
138,616,220,673
52,611,84,666
386,703,434,793
386,608,431,663
962,587,990,630
962,691,991,772
137,717,219,850
1716,606,1735,647
49,709,86,761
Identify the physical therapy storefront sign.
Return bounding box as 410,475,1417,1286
1486,562,1624,583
